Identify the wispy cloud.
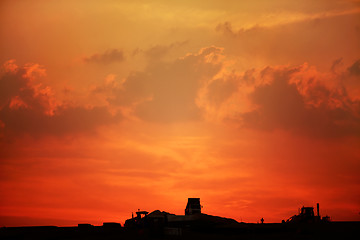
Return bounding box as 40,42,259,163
83,49,125,64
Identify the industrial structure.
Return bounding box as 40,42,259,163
286,203,330,223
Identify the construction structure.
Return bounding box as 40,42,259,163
124,210,149,228
286,203,330,223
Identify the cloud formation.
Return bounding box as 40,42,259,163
215,12,360,70
93,46,224,122
132,41,188,60
240,63,360,138
83,49,125,64
0,60,120,138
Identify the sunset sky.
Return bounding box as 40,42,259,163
1,0,360,226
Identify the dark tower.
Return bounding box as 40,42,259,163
185,198,201,215
317,203,320,217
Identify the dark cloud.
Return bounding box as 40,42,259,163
347,59,360,76
330,57,343,72
83,49,125,64
241,66,360,138
0,61,120,138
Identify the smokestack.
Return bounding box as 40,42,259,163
317,203,320,217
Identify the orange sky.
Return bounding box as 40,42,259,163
0,0,360,226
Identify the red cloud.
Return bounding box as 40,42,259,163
240,63,360,137
0,60,120,138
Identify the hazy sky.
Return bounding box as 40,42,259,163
1,0,360,226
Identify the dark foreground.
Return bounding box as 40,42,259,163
1,221,359,240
